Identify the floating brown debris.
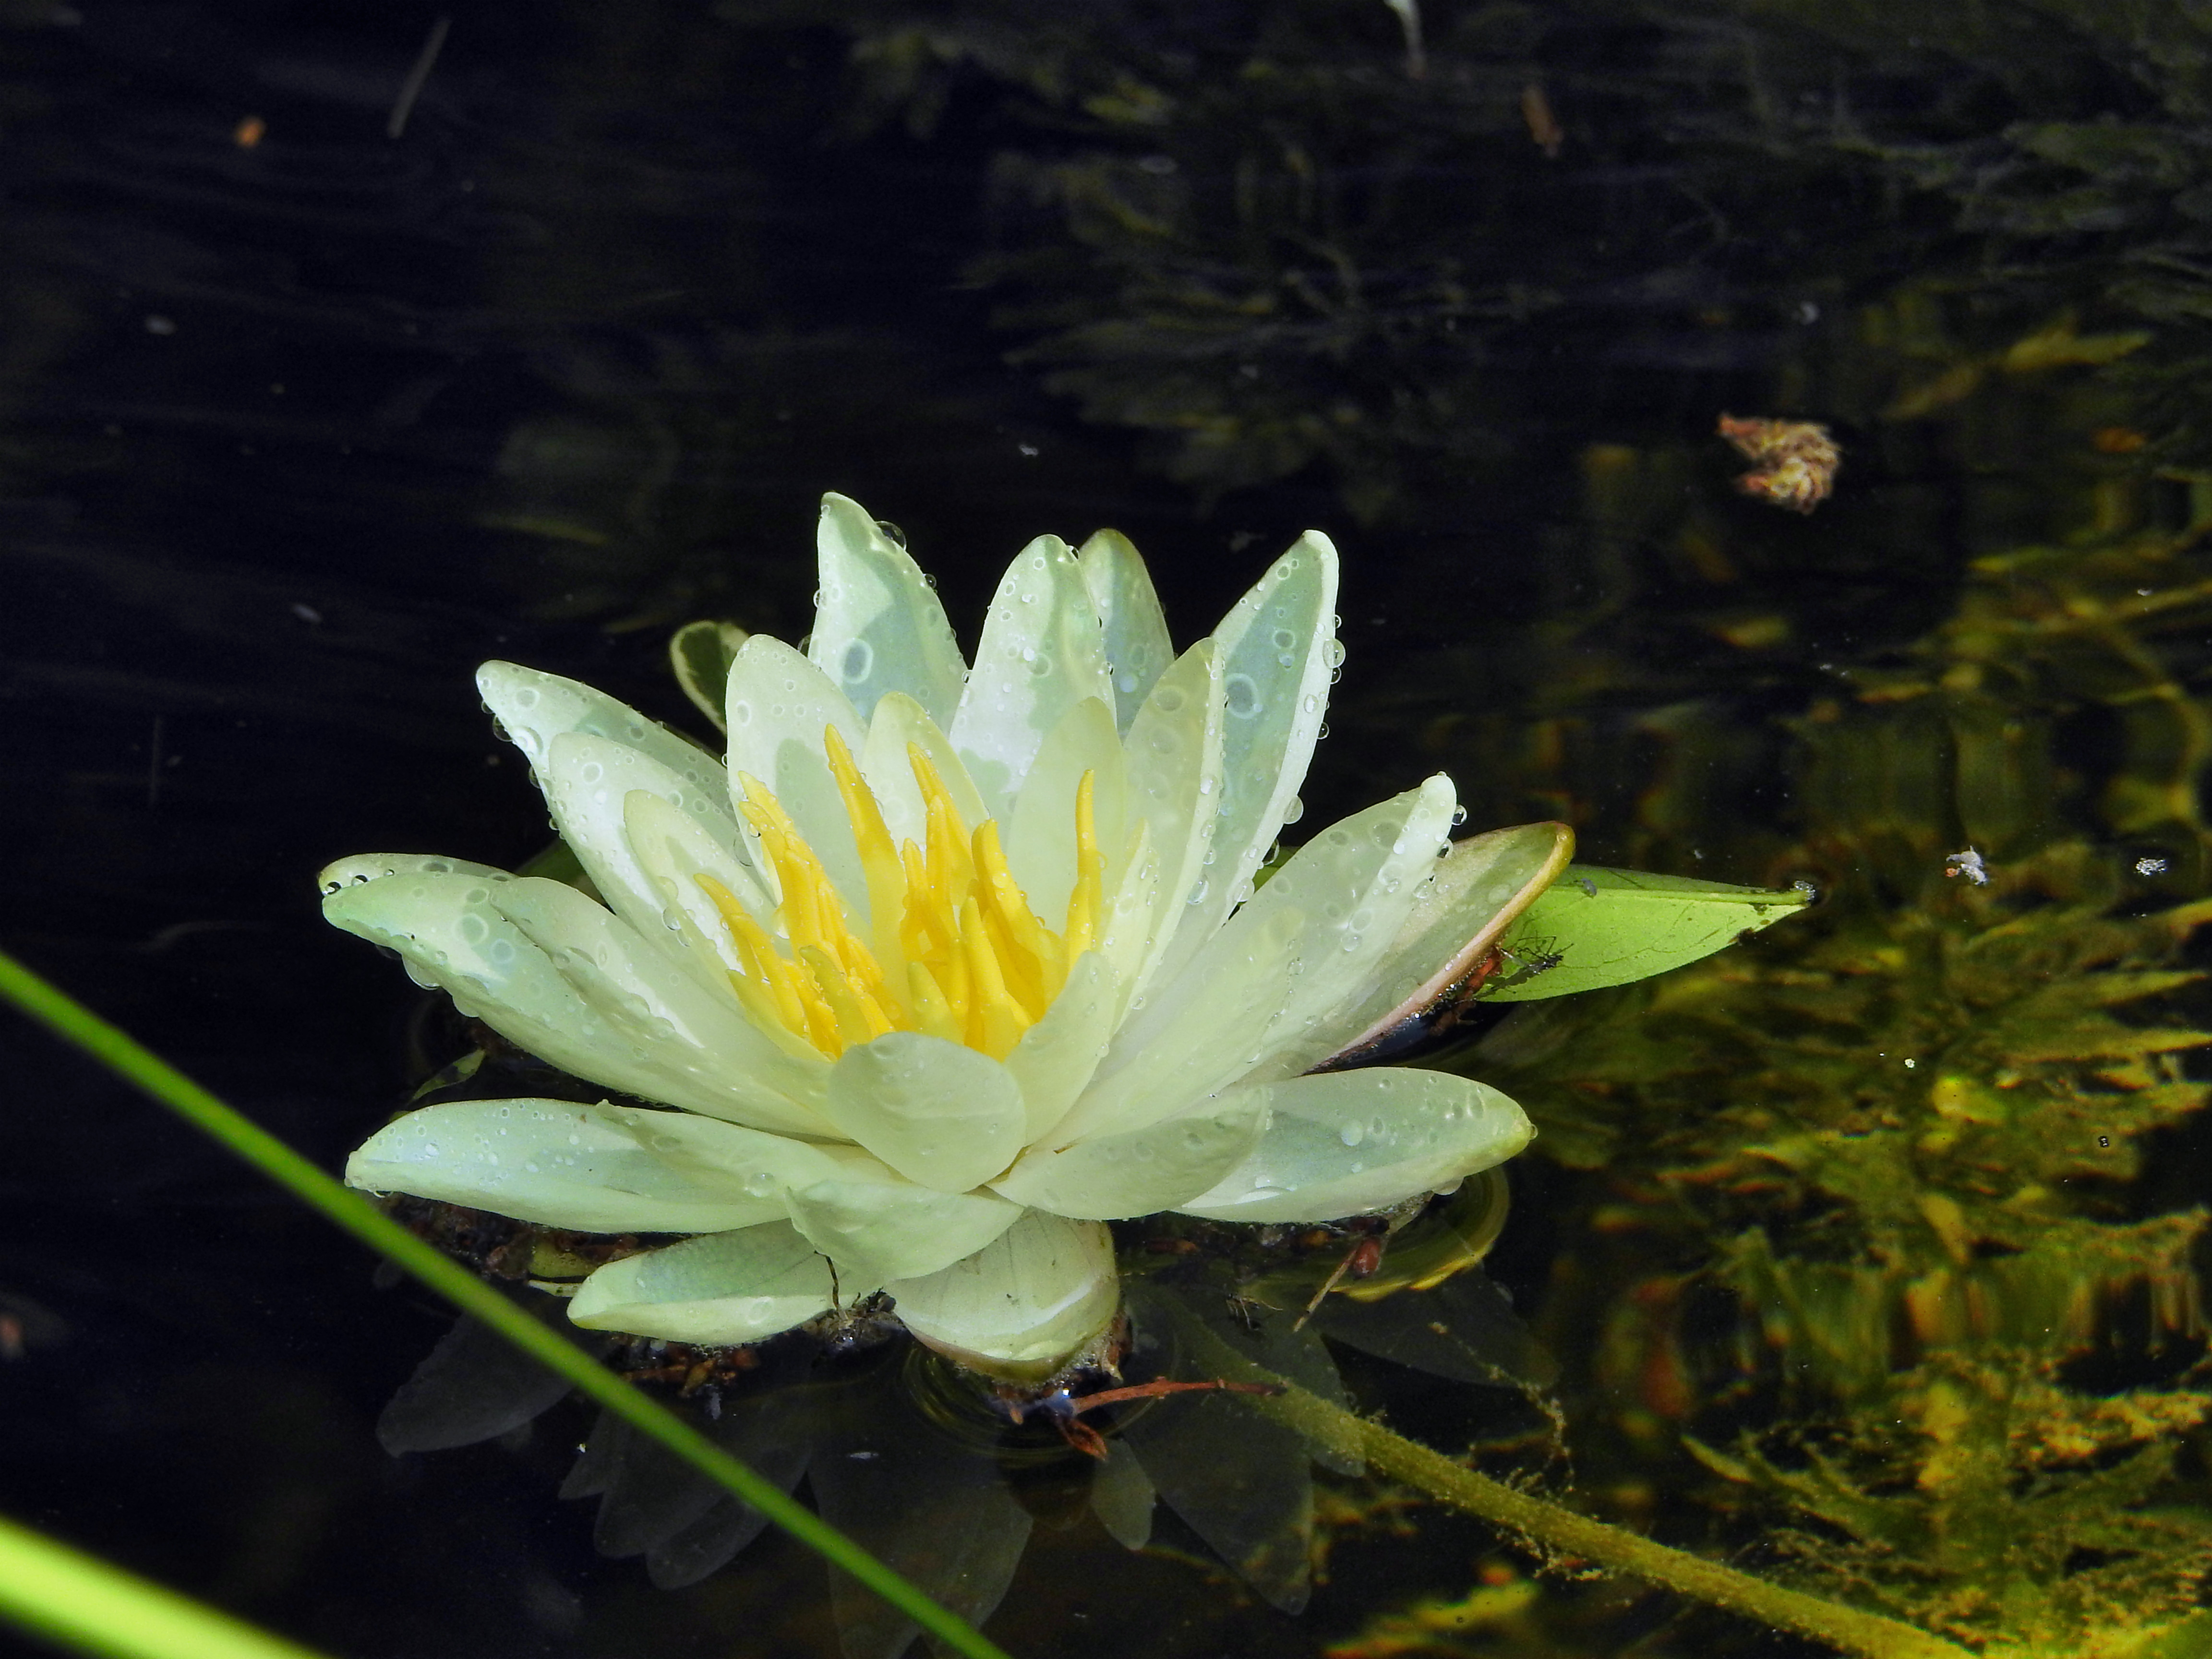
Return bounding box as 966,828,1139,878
1717,414,1841,513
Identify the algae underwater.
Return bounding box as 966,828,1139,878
4,3,2212,1659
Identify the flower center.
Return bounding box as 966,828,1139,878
695,727,1102,1062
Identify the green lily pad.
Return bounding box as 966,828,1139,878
1480,865,1814,1002
668,619,750,732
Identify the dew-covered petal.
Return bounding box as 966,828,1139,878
621,788,777,983
324,872,801,1124
1094,817,1162,1018
1079,529,1173,735
317,853,517,893
782,1177,1023,1285
1119,640,1226,998
540,732,758,970
1004,952,1119,1144
1132,776,1457,1084
1290,821,1574,1077
884,1211,1120,1382
807,492,967,727
345,1098,787,1233
490,877,830,1132
1007,696,1128,926
822,1032,1028,1194
1051,903,1303,1145
723,637,871,909
478,661,731,817
949,535,1113,822
857,691,987,856
1175,1070,1531,1224
991,1092,1266,1219
1151,533,1338,990
569,1224,851,1346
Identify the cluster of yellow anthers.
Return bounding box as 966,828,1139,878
696,727,1105,1062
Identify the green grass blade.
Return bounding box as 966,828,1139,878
0,947,1014,1659
0,1509,331,1659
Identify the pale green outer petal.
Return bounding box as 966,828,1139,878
1002,952,1119,1144
1118,640,1226,1004
318,853,516,892
488,877,830,1132
1175,1070,1532,1224
1150,532,1338,990
1094,817,1161,1017
857,692,989,856
1131,777,1457,1082
808,492,968,727
782,1178,1023,1285
325,873,784,1125
723,636,871,911
591,1101,879,1188
990,1092,1267,1219
1006,696,1128,927
1050,902,1303,1145
539,731,752,966
569,1224,853,1346
949,535,1114,822
345,1098,786,1234
477,661,731,822
885,1211,1120,1381
821,1032,1028,1194
1262,820,1574,1080
1078,529,1173,735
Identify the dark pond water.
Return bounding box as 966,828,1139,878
7,4,2212,1658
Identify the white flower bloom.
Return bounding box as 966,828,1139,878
326,494,1563,1381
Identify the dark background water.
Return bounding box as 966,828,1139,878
5,3,2209,1656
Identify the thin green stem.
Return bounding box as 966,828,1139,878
0,947,1013,1659
0,1511,331,1659
1181,1320,1972,1659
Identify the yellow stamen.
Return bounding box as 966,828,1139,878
1065,770,1104,958
693,737,1098,1062
822,725,909,992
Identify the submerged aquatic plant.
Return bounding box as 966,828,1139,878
323,494,1566,1381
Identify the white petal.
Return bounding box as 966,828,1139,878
1094,816,1162,1014
345,1098,787,1233
723,637,871,911
317,853,516,893
1150,532,1337,988
1078,529,1173,735
1118,640,1226,1001
1130,776,1457,1083
540,732,752,961
808,493,967,726
886,1211,1120,1382
1051,902,1303,1145
949,535,1113,821
822,1032,1028,1193
858,692,988,855
1176,1070,1532,1224
490,877,830,1132
1286,820,1574,1076
569,1224,849,1345
783,1177,1022,1285
1003,952,1119,1144
1006,696,1128,927
990,1093,1266,1219
620,789,776,983
477,661,730,815
324,873,824,1131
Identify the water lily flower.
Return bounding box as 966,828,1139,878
325,495,1561,1381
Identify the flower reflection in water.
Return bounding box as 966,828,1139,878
375,1176,1547,1659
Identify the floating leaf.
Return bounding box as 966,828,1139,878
1481,865,1812,1002
669,619,750,732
